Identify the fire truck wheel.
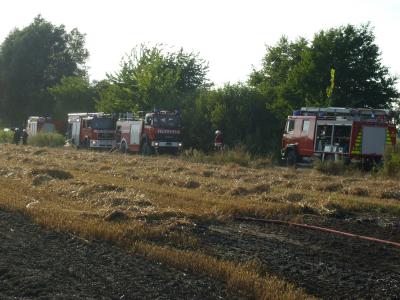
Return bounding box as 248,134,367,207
286,150,297,166
362,158,373,171
140,141,152,156
84,138,90,149
374,157,383,168
120,141,128,154
323,154,334,161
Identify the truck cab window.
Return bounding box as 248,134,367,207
91,118,114,130
286,119,295,133
153,115,181,128
302,120,310,133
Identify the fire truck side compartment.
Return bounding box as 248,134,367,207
130,121,142,146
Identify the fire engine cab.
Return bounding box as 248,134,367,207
67,112,116,149
281,107,397,165
26,116,64,136
116,110,182,155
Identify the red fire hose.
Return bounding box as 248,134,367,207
234,216,400,249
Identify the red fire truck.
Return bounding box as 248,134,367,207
26,116,64,136
281,107,397,166
116,110,182,155
67,112,116,149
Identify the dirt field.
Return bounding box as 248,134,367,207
195,219,400,299
0,144,400,299
0,209,230,299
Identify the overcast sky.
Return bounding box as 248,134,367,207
1,0,399,87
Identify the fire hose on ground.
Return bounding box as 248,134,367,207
234,216,400,249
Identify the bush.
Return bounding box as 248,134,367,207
0,129,14,143
382,146,400,177
28,132,65,147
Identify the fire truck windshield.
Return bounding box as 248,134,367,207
153,115,180,128
91,118,114,130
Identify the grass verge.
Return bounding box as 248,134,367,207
28,132,65,147
181,145,272,168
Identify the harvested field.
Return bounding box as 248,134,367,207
0,144,399,299
0,209,231,299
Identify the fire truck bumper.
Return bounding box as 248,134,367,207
151,141,182,148
90,139,114,149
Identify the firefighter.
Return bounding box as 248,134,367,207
214,130,224,151
317,126,328,151
21,129,29,145
13,128,21,145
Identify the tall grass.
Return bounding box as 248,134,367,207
382,145,400,177
181,145,253,167
28,132,65,147
314,159,348,175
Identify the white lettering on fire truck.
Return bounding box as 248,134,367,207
157,129,180,134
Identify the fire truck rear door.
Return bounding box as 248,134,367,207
362,126,386,155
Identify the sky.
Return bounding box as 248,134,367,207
1,0,399,87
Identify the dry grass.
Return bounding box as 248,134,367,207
1,144,400,298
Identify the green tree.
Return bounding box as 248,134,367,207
250,24,399,114
191,84,281,153
95,45,211,150
48,76,95,119
0,16,89,125
301,24,399,108
96,45,210,113
249,36,309,118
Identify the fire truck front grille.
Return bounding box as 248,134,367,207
157,134,180,142
98,133,114,139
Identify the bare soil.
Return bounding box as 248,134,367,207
0,209,231,300
191,216,400,299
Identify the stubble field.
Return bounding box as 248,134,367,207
0,144,399,299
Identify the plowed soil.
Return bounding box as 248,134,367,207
0,209,230,300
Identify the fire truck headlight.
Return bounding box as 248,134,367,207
154,142,159,147
178,142,182,147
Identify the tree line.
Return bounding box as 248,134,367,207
0,16,398,154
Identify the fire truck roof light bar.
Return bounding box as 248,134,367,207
28,116,53,121
297,107,391,116
68,112,108,117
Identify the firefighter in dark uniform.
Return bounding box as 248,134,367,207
21,129,29,145
13,128,21,145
